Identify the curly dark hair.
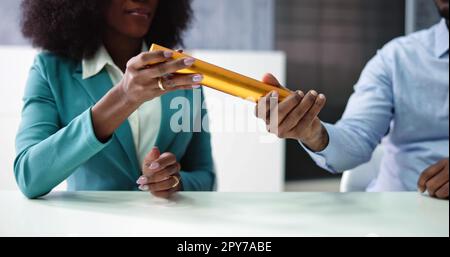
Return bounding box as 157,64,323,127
21,0,193,60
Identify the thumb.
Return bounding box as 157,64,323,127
143,147,160,171
262,73,282,87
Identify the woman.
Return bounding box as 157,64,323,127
15,0,215,199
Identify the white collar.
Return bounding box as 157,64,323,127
82,42,148,80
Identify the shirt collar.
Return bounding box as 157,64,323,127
82,42,149,80
435,19,449,58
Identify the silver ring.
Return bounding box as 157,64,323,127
158,77,166,91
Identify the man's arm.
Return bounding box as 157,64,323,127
256,47,395,173
305,49,395,172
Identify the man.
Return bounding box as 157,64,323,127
257,0,449,199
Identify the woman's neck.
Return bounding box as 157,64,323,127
103,30,142,73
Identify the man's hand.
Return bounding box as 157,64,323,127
137,147,183,199
255,73,329,152
418,158,449,200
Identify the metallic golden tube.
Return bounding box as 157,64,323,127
150,44,292,102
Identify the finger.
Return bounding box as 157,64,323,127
161,74,203,89
426,169,449,197
418,161,445,192
262,73,282,87
277,91,304,125
435,183,449,199
147,164,180,184
148,152,177,172
137,164,179,185
131,75,201,96
167,85,202,91
142,147,161,172
294,93,326,131
281,90,318,131
147,57,195,78
127,51,173,70
152,187,179,199
149,175,181,192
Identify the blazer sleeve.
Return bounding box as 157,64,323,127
179,90,216,191
14,55,111,199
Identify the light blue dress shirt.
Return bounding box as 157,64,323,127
303,19,449,191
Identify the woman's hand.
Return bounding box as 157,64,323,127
91,50,203,142
255,73,329,152
119,50,203,106
137,147,183,199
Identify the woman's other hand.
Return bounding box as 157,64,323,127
137,147,183,199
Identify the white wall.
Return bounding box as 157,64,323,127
0,46,35,190
0,47,286,192
192,50,286,192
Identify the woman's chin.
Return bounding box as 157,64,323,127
124,30,150,41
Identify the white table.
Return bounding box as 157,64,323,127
0,191,448,237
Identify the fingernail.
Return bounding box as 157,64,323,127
272,91,279,97
310,90,318,96
139,185,150,191
192,85,201,89
318,94,325,99
297,91,305,97
164,51,173,58
192,75,203,82
136,176,148,185
149,162,160,170
184,58,195,66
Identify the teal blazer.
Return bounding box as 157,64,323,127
14,53,215,198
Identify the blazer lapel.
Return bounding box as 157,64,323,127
155,90,186,153
72,65,140,180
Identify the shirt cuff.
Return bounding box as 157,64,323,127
299,122,340,173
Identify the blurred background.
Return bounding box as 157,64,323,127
0,0,442,192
